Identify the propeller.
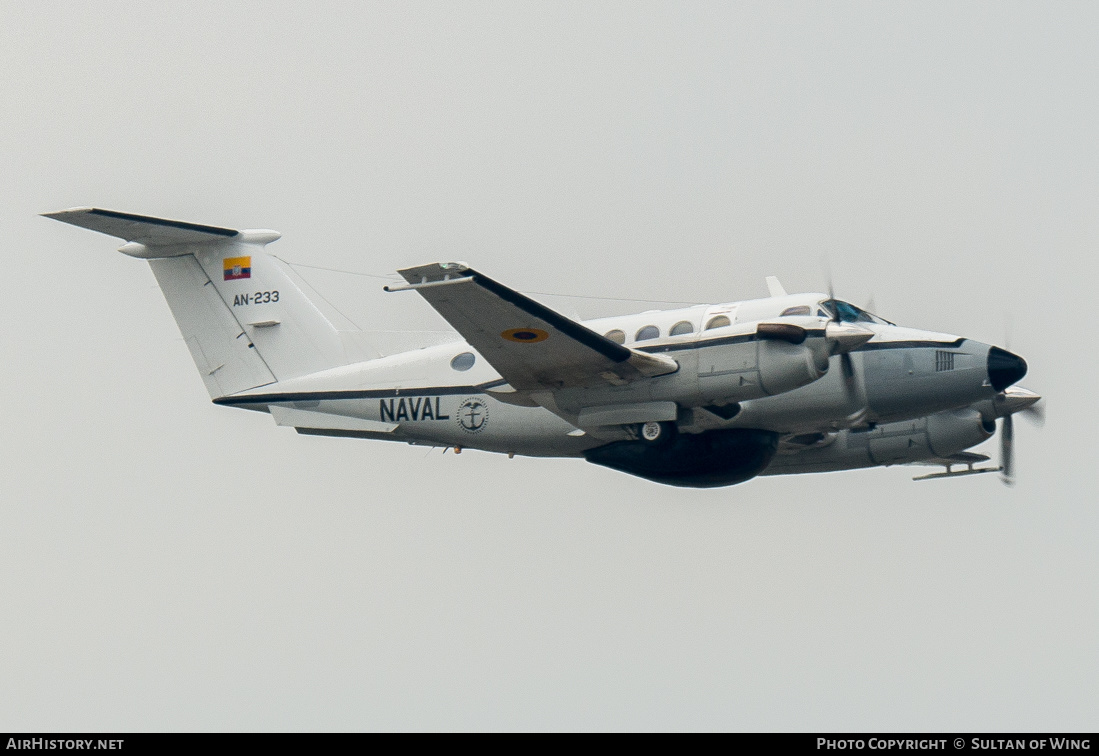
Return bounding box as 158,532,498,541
999,413,1015,486
993,386,1044,487
996,320,1043,485
824,272,865,412
836,337,860,406
1020,401,1045,427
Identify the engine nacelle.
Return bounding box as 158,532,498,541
707,337,831,402
762,407,994,476
554,323,831,423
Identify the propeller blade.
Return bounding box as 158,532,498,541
1021,400,1045,427
1000,414,1015,487
818,266,869,418
840,352,859,405
821,256,839,323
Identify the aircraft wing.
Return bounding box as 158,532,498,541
392,263,678,392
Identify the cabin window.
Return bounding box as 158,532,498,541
705,315,731,330
604,329,626,344
635,325,660,341
450,352,476,371
670,321,694,336
781,305,810,317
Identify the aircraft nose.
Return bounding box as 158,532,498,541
988,346,1027,392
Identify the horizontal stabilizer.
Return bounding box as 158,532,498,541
43,207,238,247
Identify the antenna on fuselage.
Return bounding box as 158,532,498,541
765,276,787,298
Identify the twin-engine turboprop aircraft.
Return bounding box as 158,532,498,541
46,208,1042,488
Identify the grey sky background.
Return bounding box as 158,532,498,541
2,1,1096,731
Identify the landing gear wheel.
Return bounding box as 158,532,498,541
639,421,676,446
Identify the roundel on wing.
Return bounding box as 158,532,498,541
501,328,549,343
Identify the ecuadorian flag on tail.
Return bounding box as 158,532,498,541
223,256,251,281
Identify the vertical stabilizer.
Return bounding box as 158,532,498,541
186,233,346,382
44,208,348,399
148,254,276,397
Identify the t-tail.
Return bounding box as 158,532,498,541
44,208,347,398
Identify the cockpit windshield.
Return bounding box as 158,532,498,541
820,299,893,325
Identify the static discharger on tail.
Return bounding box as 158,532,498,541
45,207,1042,488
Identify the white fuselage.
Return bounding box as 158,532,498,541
218,292,1002,474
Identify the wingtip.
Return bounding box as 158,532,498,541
41,206,94,219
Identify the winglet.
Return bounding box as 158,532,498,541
765,276,787,298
